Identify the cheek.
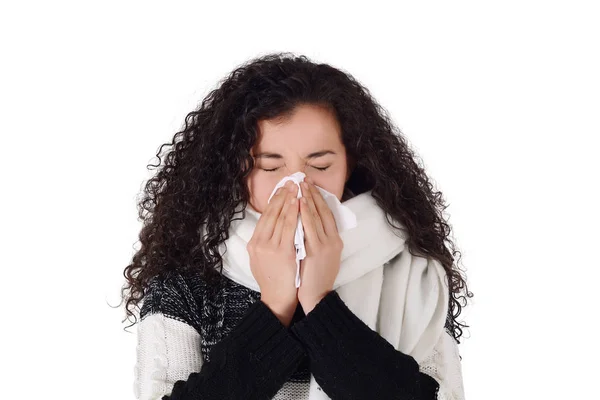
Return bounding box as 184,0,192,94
247,173,279,213
306,171,346,201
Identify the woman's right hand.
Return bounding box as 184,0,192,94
247,181,300,327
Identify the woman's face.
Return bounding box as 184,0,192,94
246,104,350,214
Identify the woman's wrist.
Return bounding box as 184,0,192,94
299,292,328,315
260,296,297,327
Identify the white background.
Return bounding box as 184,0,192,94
1,1,598,399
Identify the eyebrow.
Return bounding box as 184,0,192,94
253,150,337,160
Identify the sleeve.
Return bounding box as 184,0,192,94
290,290,447,400
133,276,307,400
134,313,204,399
413,329,466,400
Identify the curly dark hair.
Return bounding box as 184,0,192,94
118,51,473,343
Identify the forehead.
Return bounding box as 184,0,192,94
254,104,342,152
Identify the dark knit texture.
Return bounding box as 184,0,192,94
291,290,440,399
164,297,306,399
139,271,440,399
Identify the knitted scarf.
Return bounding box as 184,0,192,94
218,189,449,399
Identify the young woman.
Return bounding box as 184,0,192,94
122,52,472,400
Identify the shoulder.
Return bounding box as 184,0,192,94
139,271,208,329
139,270,262,333
383,249,449,304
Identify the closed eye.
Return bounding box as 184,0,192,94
262,166,330,172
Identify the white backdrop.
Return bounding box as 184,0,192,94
1,1,598,398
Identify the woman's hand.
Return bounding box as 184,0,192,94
297,177,343,314
247,180,300,327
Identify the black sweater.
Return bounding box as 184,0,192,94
151,274,440,400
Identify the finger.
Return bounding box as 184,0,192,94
299,190,321,245
280,189,299,246
271,189,294,243
301,181,326,242
255,185,290,242
272,185,298,244
306,181,339,237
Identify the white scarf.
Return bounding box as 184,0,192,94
218,189,449,399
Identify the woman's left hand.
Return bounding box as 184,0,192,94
297,177,344,314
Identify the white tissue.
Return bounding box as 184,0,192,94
267,171,358,288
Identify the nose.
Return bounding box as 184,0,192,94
282,161,308,175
